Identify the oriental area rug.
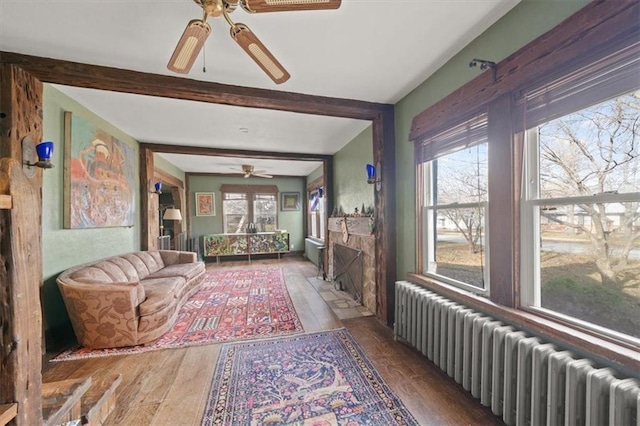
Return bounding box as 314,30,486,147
52,267,303,361
201,329,418,426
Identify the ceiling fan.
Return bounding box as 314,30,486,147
167,0,342,84
231,164,274,178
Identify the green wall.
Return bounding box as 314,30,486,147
155,154,186,183
42,84,141,329
188,175,305,252
307,165,323,184
333,126,374,216
393,0,591,280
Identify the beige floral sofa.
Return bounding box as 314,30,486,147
57,250,205,349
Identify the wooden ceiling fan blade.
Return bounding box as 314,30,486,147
253,173,273,178
167,19,211,74
240,0,341,13
231,23,290,84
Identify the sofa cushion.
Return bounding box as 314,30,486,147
121,254,153,280
109,257,141,282
139,276,185,316
69,267,116,284
138,251,165,274
71,260,132,283
147,262,205,282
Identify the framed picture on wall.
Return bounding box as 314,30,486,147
195,192,215,216
281,192,301,211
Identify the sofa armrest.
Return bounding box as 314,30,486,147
57,281,144,349
159,250,197,265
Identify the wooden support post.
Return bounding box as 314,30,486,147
140,147,157,250
0,195,12,209
0,64,44,425
373,107,396,325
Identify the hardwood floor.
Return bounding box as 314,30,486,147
43,256,502,425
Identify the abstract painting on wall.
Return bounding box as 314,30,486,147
63,112,136,228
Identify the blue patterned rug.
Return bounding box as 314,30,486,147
202,328,418,425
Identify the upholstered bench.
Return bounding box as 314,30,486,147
57,250,205,349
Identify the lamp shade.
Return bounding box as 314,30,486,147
163,208,182,221
36,141,54,161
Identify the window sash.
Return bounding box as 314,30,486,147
522,115,640,346
422,203,489,294
307,189,325,240
423,157,489,294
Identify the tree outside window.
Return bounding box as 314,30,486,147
424,143,488,291
222,187,278,233
526,91,640,340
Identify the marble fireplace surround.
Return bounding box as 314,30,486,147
327,217,376,315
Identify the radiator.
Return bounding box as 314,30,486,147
305,238,324,267
394,281,640,426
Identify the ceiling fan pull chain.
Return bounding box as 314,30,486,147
203,42,207,73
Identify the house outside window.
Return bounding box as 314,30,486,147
221,185,278,233
421,114,489,294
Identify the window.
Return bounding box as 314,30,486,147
253,193,277,232
421,114,489,293
410,2,638,364
221,185,278,233
222,193,248,233
308,187,325,240
522,91,640,343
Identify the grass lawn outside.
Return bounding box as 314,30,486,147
434,241,640,339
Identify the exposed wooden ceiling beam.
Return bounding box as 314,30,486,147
140,142,332,161
0,51,389,120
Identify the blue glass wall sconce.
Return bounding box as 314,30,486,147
366,162,381,191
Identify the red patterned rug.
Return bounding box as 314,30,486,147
52,267,303,361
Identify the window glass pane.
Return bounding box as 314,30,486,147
310,192,320,211
538,203,640,339
430,207,486,289
528,90,640,341
223,193,247,233
538,91,640,198
436,144,488,204
307,190,325,240
253,193,276,232
425,143,488,291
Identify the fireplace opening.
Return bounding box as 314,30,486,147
332,244,363,304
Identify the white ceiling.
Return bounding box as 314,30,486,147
0,0,519,176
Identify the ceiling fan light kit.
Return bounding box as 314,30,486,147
167,0,341,83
